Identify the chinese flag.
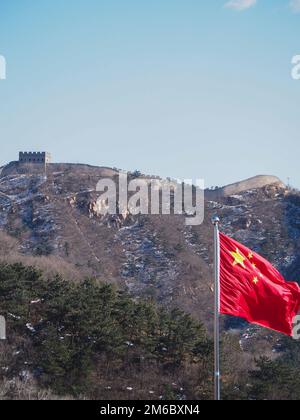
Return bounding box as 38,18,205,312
220,233,300,336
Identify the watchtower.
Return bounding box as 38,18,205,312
19,152,51,164
18,152,51,179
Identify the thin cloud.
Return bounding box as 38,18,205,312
290,0,300,13
224,0,257,11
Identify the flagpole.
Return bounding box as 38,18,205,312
212,216,221,401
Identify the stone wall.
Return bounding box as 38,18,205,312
206,175,286,200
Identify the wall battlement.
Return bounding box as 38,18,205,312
205,175,286,200
19,152,51,164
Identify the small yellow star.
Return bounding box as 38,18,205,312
253,277,259,285
252,263,257,269
231,248,246,268
248,252,253,259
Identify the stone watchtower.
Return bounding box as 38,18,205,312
19,152,51,164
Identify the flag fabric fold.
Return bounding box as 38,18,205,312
220,232,300,336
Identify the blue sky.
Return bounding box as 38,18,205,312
0,0,300,188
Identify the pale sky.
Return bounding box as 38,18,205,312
0,0,300,188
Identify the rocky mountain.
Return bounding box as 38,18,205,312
0,161,299,334
2,161,300,400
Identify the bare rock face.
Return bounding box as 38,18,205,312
206,175,286,200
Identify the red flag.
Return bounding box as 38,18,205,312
220,233,300,336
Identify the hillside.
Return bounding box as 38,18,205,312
0,163,299,316
1,162,298,323
1,161,300,399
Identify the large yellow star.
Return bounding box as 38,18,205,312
231,248,246,268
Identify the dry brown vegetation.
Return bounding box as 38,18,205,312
0,231,82,282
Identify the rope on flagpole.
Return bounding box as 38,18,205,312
212,215,221,401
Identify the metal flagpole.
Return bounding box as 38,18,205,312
212,216,221,401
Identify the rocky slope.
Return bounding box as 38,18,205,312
0,161,299,335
